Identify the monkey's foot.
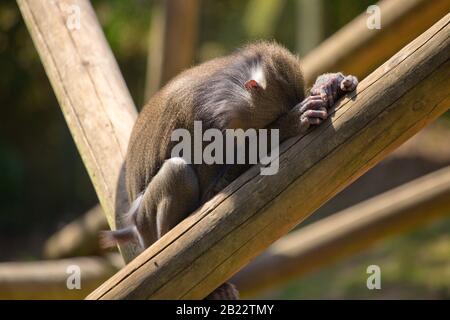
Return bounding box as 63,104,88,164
310,72,358,107
205,282,240,300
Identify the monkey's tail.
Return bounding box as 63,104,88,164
99,193,145,250
99,226,143,249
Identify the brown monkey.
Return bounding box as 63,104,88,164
100,41,358,299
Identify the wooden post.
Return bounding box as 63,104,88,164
302,0,450,84
233,166,450,297
87,16,450,299
16,0,138,261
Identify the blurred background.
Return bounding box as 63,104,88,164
0,0,449,299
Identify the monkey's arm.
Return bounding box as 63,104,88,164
268,95,328,140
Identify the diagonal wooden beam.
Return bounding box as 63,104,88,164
16,0,138,260
87,15,450,299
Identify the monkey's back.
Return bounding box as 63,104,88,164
125,55,235,201
125,41,305,202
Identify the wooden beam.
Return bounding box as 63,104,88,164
17,0,138,261
233,166,450,297
87,15,450,299
302,0,450,84
43,205,108,259
0,255,122,300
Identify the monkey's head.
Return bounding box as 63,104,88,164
240,50,306,129
194,41,306,131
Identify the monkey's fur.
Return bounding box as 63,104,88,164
100,41,358,300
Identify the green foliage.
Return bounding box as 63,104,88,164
93,0,151,56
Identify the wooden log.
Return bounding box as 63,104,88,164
43,205,108,259
144,0,199,100
0,255,122,300
16,0,137,228
233,166,450,297
87,15,450,299
17,0,137,260
302,0,450,84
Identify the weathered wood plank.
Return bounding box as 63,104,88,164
233,166,450,297
16,0,137,235
87,15,450,300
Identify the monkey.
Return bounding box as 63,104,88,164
100,41,358,300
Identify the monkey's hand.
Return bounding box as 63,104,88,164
269,94,328,138
310,72,358,108
296,95,329,132
270,72,357,138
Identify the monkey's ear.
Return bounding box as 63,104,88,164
244,79,260,91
